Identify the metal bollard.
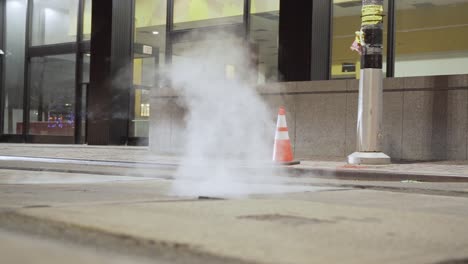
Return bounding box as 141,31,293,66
348,0,390,165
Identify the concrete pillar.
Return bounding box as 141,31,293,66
278,0,331,81
87,0,134,145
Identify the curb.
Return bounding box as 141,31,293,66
1,155,467,183
286,166,468,183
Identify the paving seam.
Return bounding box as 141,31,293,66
287,167,468,182
0,166,175,180
1,163,467,183
18,199,230,210
0,155,177,167
0,211,261,264
304,183,468,198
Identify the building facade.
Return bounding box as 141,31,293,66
0,0,467,156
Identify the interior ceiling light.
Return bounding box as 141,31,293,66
334,0,361,8
152,31,159,35
412,2,435,8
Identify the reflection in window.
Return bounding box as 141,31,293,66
331,0,387,79
132,0,168,138
3,0,27,134
32,0,78,46
83,0,92,40
140,104,150,117
171,36,245,81
395,0,468,77
81,54,90,141
250,0,279,83
28,55,76,136
83,54,90,83
174,0,243,30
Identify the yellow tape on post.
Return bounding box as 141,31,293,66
362,15,383,25
361,4,383,25
362,5,383,16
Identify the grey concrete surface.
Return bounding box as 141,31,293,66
2,179,468,264
295,91,347,157
150,98,175,153
1,166,468,264
0,229,164,264
381,78,405,158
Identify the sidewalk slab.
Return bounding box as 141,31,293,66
0,230,160,264
5,197,468,264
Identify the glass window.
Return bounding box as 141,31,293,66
29,55,76,136
173,0,243,30
83,54,90,83
3,0,27,134
394,0,468,77
31,0,79,46
132,0,168,138
83,0,92,40
250,0,279,83
81,54,90,141
331,0,388,79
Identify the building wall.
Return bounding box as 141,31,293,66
150,74,468,161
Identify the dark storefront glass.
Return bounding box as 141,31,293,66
331,0,388,79
3,0,27,135
31,0,79,46
173,0,243,30
394,0,468,77
250,0,279,83
28,55,76,136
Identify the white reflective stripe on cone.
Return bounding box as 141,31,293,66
275,131,290,140
276,115,287,128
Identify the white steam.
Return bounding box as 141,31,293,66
166,32,283,197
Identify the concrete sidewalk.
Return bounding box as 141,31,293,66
0,144,468,182
1,177,468,264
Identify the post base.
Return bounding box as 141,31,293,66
347,152,391,165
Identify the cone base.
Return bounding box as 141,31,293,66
274,160,301,166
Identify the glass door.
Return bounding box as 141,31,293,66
27,54,76,142
0,0,90,144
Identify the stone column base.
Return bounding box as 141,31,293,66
347,152,391,165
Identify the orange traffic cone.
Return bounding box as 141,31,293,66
273,107,300,165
